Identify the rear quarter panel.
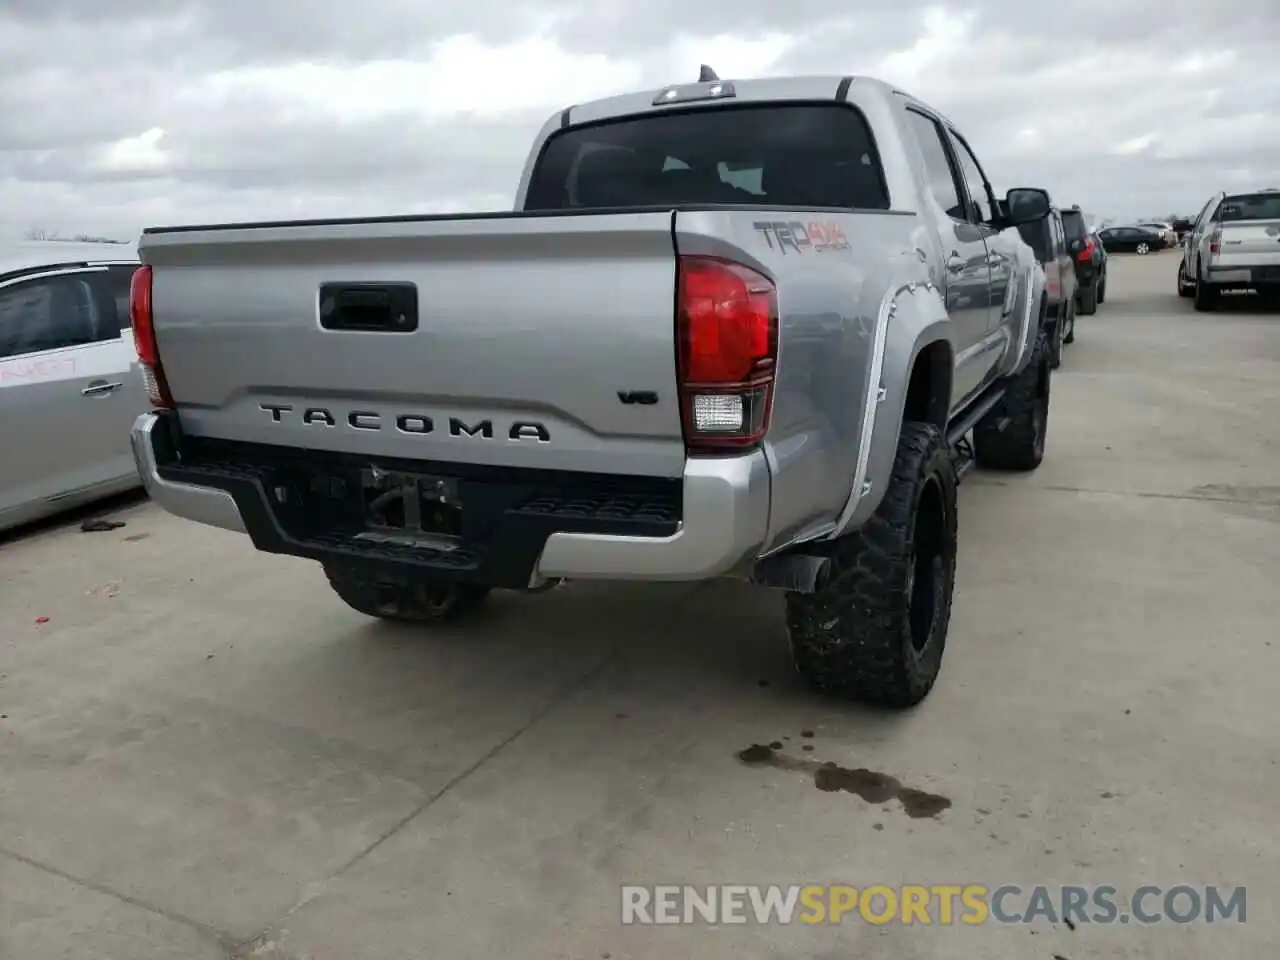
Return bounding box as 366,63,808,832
675,208,939,553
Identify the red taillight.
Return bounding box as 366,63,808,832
1209,228,1221,255
676,256,778,452
1075,237,1094,263
129,265,174,409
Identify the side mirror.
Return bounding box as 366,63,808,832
1004,187,1051,226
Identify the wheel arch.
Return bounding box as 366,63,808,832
829,279,952,537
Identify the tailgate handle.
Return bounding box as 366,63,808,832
319,282,419,332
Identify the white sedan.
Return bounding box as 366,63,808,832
0,241,149,533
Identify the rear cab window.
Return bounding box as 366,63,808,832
1218,193,1280,222
524,104,891,211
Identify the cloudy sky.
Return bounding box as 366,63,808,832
3,0,1277,241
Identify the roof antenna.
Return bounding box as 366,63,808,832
698,64,719,83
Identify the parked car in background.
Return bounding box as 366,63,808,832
1091,229,1109,295
1098,225,1168,255
1178,188,1280,310
1061,206,1106,315
1016,203,1078,367
0,242,146,533
1171,216,1195,243
1139,222,1178,247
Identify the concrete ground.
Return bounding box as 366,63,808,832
1,250,1277,960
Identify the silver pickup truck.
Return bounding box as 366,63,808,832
129,71,1053,708
1178,188,1280,310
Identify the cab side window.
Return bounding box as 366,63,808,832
0,275,104,360
906,109,965,221
949,131,994,224
1191,197,1214,233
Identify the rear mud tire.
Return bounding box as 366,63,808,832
973,329,1051,472
1194,277,1218,312
785,422,958,709
1063,297,1077,343
324,565,492,622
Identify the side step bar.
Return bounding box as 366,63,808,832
947,381,1008,484
945,381,1007,447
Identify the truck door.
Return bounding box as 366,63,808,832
947,127,1013,351
903,108,995,407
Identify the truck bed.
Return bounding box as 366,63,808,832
141,211,688,478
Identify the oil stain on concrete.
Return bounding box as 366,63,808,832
735,743,951,819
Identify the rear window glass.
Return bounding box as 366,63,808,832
1060,210,1087,241
525,104,890,211
1219,193,1280,222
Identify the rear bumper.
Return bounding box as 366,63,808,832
1206,262,1280,287
131,412,247,533
130,411,770,586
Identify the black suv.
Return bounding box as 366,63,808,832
1016,204,1079,369
1061,207,1106,314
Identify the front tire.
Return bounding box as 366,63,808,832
786,422,958,709
1176,261,1194,298
324,564,492,622
973,329,1051,472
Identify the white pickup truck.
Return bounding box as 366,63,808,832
128,71,1053,707
1178,188,1280,310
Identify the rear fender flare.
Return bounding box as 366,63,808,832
830,278,951,536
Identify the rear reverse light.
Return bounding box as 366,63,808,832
676,255,778,452
129,265,174,409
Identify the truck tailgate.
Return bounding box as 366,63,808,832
1217,218,1280,269
140,213,686,478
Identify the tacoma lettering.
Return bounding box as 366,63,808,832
258,404,546,440
396,414,433,434
449,418,493,438
510,422,550,442
303,408,335,426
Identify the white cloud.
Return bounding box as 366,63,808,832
191,35,642,123
96,127,169,173
1,0,1278,238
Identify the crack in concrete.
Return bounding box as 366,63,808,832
0,846,233,954
969,479,1278,506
